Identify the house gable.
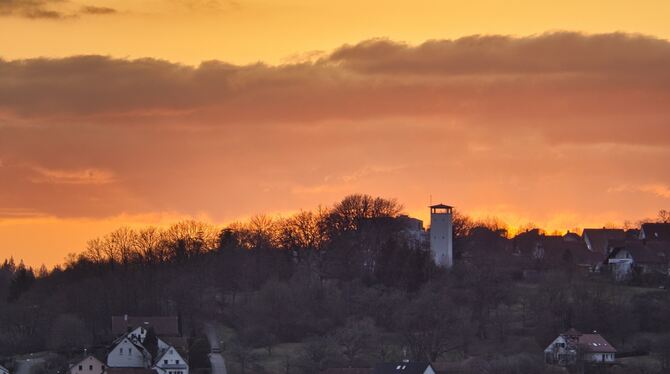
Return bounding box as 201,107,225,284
107,337,151,368
153,347,188,374
70,356,105,374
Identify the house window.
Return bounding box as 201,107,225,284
89,366,93,370
164,360,168,365
176,360,180,364
79,366,83,370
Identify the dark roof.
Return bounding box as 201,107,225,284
641,223,670,241
321,369,373,374
374,362,433,374
160,336,189,351
563,232,582,242
583,229,625,254
111,316,180,336
559,330,617,353
429,204,452,209
578,334,617,353
607,240,670,265
540,236,604,266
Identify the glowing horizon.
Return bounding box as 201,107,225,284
1,1,669,267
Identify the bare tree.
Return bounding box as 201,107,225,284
334,317,378,366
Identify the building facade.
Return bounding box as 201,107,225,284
545,329,616,366
429,204,453,268
70,356,105,374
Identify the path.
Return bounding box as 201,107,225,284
204,322,228,374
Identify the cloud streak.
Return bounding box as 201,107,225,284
0,0,116,19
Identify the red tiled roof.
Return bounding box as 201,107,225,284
578,334,617,353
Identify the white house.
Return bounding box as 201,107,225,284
0,364,9,374
607,241,670,281
374,362,435,374
107,336,152,368
107,328,188,374
70,356,105,374
545,329,616,366
126,326,172,356
153,347,189,374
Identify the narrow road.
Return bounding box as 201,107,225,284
204,322,228,374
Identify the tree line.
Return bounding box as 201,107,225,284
1,195,670,374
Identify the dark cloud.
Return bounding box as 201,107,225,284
0,0,116,19
328,33,670,76
0,0,66,18
0,32,669,146
80,5,116,15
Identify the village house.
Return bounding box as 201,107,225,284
512,229,604,272
533,235,604,271
544,329,616,366
640,223,670,241
70,355,106,374
153,346,188,374
583,228,626,255
107,318,189,374
606,240,670,281
107,336,153,368
374,362,436,374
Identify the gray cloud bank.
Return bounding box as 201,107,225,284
0,32,669,144
0,32,669,221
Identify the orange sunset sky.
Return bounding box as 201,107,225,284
1,0,670,267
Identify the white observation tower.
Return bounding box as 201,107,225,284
430,203,453,268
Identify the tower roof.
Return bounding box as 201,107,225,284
429,203,453,209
